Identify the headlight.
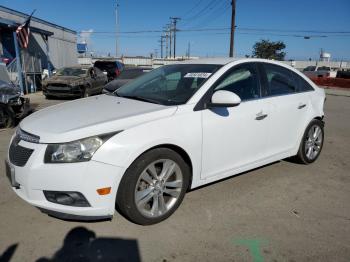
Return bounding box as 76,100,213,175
44,133,119,163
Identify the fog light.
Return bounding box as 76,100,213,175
44,191,90,207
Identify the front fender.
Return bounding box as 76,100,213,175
92,107,202,186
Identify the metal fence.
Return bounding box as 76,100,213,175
6,52,43,93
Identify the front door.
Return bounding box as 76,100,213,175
201,63,271,179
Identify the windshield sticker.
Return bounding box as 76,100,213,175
184,72,212,78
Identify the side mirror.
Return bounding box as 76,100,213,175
207,90,241,108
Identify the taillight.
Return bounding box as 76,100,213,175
115,68,120,76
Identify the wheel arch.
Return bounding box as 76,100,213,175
119,143,194,191
293,114,325,155
139,144,193,190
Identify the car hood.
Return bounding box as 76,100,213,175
20,94,177,143
45,76,84,85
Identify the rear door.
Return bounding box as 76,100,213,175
258,63,309,156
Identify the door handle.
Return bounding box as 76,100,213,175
298,103,307,109
255,112,268,120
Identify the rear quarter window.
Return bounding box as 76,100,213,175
262,63,297,96
293,73,315,92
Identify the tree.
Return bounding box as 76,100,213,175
252,39,286,60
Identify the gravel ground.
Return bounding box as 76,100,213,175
0,90,349,262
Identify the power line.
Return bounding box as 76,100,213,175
84,27,350,35
182,0,230,29
180,0,204,19
90,31,350,39
180,0,220,27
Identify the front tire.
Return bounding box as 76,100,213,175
116,148,190,225
295,119,324,164
82,87,90,98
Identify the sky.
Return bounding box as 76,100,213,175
2,0,350,60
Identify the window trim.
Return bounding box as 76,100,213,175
194,62,262,111
291,70,315,93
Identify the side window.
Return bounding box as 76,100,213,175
263,64,297,96
214,63,260,101
293,73,314,92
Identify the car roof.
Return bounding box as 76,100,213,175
175,57,291,66
176,57,239,65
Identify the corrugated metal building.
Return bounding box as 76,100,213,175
0,5,77,92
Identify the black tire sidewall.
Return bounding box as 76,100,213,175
298,119,324,164
117,148,190,225
82,86,90,98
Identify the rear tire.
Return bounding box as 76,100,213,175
116,148,190,225
295,119,324,164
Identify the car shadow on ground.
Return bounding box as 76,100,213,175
0,244,18,262
35,227,141,262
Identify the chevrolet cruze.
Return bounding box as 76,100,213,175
5,58,325,225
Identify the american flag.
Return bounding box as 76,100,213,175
16,12,34,49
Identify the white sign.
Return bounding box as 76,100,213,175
184,72,212,78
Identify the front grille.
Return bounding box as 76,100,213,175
48,83,69,88
9,143,34,167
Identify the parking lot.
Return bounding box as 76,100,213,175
0,89,349,262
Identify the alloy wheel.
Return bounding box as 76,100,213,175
304,124,323,161
134,159,183,218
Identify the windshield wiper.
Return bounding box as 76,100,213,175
116,94,161,104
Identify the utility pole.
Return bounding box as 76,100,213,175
115,0,119,58
229,0,236,57
170,17,181,59
167,23,172,58
187,41,191,58
159,35,166,58
154,49,158,58
163,26,169,58
165,32,169,58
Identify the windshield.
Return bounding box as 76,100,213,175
94,62,115,70
303,66,316,72
116,64,221,105
55,67,88,77
317,66,331,71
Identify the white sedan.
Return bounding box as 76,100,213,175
6,58,325,225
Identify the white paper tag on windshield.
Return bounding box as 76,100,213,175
184,72,212,78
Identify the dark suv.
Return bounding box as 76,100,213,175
94,60,124,81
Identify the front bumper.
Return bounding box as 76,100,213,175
43,86,83,97
6,139,125,220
